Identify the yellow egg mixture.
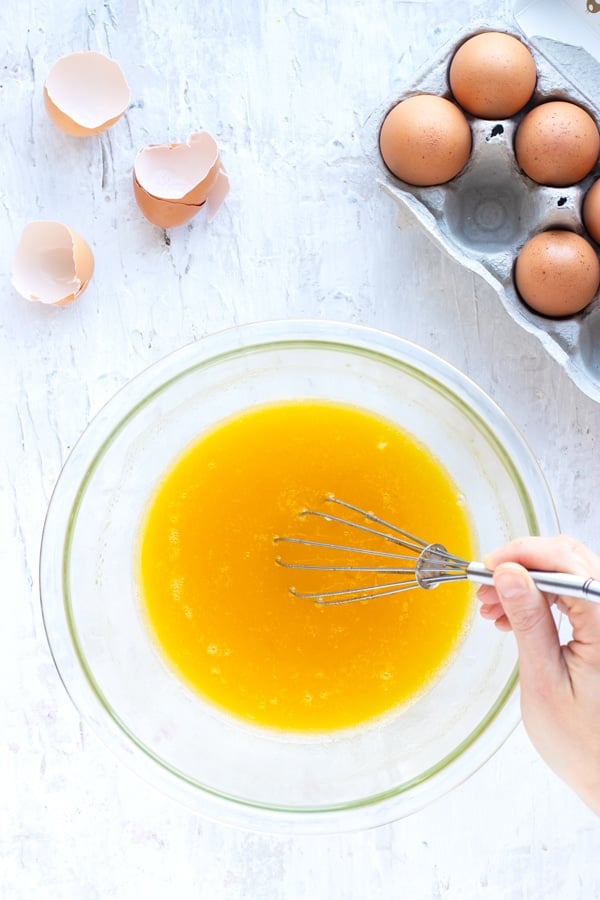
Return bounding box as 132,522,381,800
138,400,475,732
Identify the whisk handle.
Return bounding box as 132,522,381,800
466,562,600,604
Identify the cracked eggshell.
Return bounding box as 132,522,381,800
44,51,130,137
11,221,94,306
133,131,230,228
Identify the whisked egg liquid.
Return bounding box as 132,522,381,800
138,400,475,732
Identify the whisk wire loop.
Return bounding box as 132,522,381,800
274,496,600,606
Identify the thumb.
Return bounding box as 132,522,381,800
493,562,562,685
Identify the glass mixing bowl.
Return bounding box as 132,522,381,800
40,320,559,833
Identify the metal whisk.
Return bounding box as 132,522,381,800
274,496,600,606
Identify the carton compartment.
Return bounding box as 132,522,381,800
444,123,533,256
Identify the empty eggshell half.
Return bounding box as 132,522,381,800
133,131,230,228
44,51,130,136
11,221,94,306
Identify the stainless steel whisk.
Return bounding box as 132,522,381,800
274,496,600,606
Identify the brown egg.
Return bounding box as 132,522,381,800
449,31,536,119
514,230,600,316
515,101,600,186
379,94,471,186
582,179,600,244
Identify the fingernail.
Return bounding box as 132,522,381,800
495,569,530,599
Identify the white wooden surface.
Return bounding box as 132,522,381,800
2,1,600,897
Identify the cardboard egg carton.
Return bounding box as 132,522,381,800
372,12,600,402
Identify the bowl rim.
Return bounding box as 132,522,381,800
39,319,559,833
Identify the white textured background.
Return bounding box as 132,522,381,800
2,1,599,897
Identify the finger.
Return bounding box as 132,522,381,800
479,601,513,630
493,614,512,632
476,583,496,603
492,562,563,687
477,586,512,628
559,594,600,649
484,535,600,579
479,600,504,620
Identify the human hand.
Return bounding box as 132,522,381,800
477,535,600,816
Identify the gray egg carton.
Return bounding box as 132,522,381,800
371,21,600,402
